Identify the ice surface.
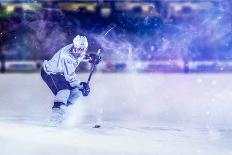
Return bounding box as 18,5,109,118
0,73,232,155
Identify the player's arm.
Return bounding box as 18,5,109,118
62,58,90,96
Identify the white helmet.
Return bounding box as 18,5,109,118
72,35,88,56
73,35,88,50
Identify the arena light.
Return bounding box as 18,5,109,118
5,5,15,13
59,3,96,12
21,3,42,11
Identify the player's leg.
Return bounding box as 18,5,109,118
41,68,71,125
41,68,71,106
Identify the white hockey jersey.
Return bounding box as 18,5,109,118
43,44,86,83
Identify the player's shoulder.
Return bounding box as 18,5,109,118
59,44,72,57
60,44,73,53
60,45,75,63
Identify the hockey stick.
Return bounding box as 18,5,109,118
80,49,101,96
81,25,115,96
87,49,101,85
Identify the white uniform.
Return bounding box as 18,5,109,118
42,43,88,107
43,44,85,84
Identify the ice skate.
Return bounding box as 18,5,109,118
48,106,66,127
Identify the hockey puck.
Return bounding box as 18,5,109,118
93,125,101,128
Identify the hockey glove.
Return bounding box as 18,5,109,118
88,53,101,65
79,82,90,96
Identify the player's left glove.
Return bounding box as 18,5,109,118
88,53,101,65
79,82,90,96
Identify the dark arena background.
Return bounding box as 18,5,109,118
0,1,232,155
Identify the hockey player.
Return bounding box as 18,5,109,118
41,35,101,125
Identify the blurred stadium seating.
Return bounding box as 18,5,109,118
0,0,231,73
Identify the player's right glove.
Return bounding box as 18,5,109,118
79,82,90,96
88,53,101,65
